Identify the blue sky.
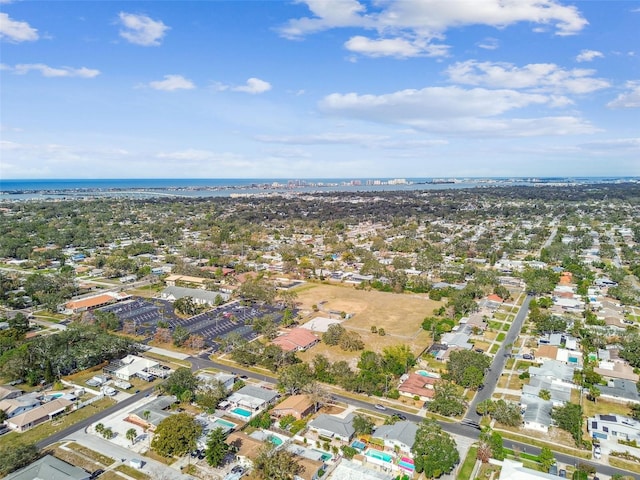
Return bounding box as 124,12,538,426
1,0,639,179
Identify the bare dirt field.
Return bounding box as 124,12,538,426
294,283,442,362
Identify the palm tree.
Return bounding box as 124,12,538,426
126,428,137,445
95,423,105,434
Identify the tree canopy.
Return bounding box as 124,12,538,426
151,412,202,457
411,419,460,478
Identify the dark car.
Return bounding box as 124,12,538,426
559,469,566,478
231,465,245,475
523,354,534,360
393,413,407,421
90,469,104,479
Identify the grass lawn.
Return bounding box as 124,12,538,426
51,446,105,473
295,283,440,362
495,427,591,459
490,344,500,354
488,321,503,330
66,442,115,466
501,322,510,331
457,445,478,480
0,397,116,448
97,472,122,480
507,375,524,390
142,351,191,368
116,465,150,479
581,397,632,419
609,457,640,475
496,333,506,342
494,312,508,320
476,463,501,479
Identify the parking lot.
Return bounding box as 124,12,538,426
99,297,295,350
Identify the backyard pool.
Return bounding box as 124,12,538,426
230,407,252,419
350,440,366,451
398,457,415,471
365,449,393,463
416,370,440,379
270,435,283,446
212,418,237,430
312,450,332,462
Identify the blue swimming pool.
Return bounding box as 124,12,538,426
365,449,393,463
351,440,366,451
230,407,252,418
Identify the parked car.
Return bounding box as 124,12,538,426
90,469,104,479
374,404,387,411
393,413,407,420
593,445,602,459
231,465,245,475
559,469,566,478
523,354,534,360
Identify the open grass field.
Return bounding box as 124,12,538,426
295,283,440,359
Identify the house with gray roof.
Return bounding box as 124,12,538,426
598,378,640,404
308,413,355,442
522,377,572,407
228,385,278,411
521,397,552,433
372,421,418,456
127,395,177,430
529,360,575,385
5,454,90,480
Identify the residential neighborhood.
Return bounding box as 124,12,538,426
0,183,639,480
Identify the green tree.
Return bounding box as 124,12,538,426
490,399,522,427
382,344,416,375
93,310,120,331
539,389,551,401
196,380,228,413
161,367,199,398
446,350,490,388
412,419,459,478
352,413,375,435
152,413,202,457
7,313,29,335
588,385,601,403
126,428,138,445
538,446,555,472
172,325,191,347
428,381,465,417
254,444,302,480
338,331,364,351
0,443,39,476
277,363,314,395
322,324,345,345
205,427,229,467
551,403,583,446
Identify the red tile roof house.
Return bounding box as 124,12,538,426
398,373,437,402
271,328,319,352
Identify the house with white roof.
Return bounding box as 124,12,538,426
588,414,640,441
227,385,278,412
111,355,159,381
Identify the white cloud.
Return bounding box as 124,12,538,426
576,49,604,62
255,132,388,145
0,12,38,42
231,78,272,94
445,60,610,94
148,74,195,91
319,86,597,136
578,137,640,152
118,12,169,46
344,35,449,58
5,63,100,78
607,81,640,108
477,37,499,50
279,0,587,55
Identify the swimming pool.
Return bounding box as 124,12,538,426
312,450,332,462
269,435,283,446
416,370,440,379
351,440,366,451
398,457,415,471
212,418,236,429
365,449,393,463
230,407,252,418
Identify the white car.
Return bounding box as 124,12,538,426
374,404,387,411
593,445,602,459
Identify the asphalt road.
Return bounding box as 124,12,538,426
465,293,533,424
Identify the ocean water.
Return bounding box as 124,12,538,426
0,177,630,200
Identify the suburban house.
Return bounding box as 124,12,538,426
307,413,355,443
226,431,264,468
227,385,278,412
272,394,314,420
588,414,640,441
594,349,639,382
327,459,394,480
164,274,209,287
598,378,640,404
521,397,553,433
106,355,160,382
397,373,437,402
528,360,576,385
371,420,418,457
126,395,177,431
0,385,23,401
197,372,236,391
6,398,73,432
522,377,572,407
271,328,320,352
4,454,90,480
0,396,40,418
498,459,562,480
